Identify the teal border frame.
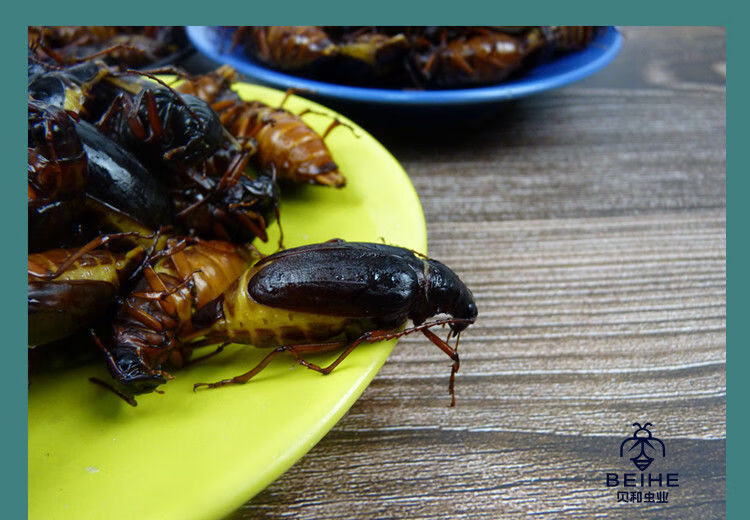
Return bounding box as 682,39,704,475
15,10,731,520
725,21,736,520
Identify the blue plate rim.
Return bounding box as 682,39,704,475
186,26,623,106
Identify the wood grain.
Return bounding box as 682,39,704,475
221,26,726,519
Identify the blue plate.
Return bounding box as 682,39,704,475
186,26,623,107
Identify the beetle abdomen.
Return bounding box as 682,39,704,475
247,242,426,319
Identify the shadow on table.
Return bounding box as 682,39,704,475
333,100,528,150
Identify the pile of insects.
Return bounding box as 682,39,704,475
28,26,192,69
231,26,601,89
28,44,478,407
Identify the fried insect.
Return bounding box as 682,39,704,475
176,66,346,187
241,26,336,71
28,59,113,115
527,25,599,54
100,239,258,394
75,119,175,230
87,71,279,243
190,241,478,406
172,156,280,243
232,26,601,89
28,241,147,346
29,26,186,69
232,100,346,187
95,76,225,172
28,100,88,252
410,28,527,88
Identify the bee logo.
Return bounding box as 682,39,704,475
620,422,666,471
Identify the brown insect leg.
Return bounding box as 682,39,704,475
130,269,201,302
184,343,228,366
451,52,475,76
138,65,192,80
192,340,348,391
279,88,299,109
70,43,151,65
146,236,195,263
421,328,460,407
34,41,67,66
296,108,358,139
216,150,250,191
28,231,152,279
234,210,268,242
123,299,169,331
193,318,473,399
96,92,144,139
89,328,121,375
141,88,164,143
89,377,138,407
120,69,202,125
274,197,284,250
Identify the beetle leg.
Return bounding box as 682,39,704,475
137,65,192,81
89,328,120,374
141,88,164,144
124,300,171,331
192,340,348,390
176,196,207,218
163,144,188,161
421,328,460,407
234,108,262,140
296,108,358,140
216,102,243,127
146,236,195,263
333,320,465,406
89,377,138,407
130,269,200,302
451,52,475,76
216,150,250,191
211,98,236,113
234,210,268,242
34,41,67,66
193,318,472,399
193,326,448,392
69,43,151,65
279,88,299,109
183,342,228,366
141,265,177,317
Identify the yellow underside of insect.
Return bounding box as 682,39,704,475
210,267,367,349
28,246,144,284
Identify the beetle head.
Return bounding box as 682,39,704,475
173,93,224,166
424,258,478,333
109,349,167,395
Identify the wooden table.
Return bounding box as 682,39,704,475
200,27,725,519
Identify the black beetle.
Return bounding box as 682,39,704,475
192,240,478,406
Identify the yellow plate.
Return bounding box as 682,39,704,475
28,84,427,520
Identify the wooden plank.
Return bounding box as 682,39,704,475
228,26,726,518
382,89,725,222
234,211,725,518
239,433,724,520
